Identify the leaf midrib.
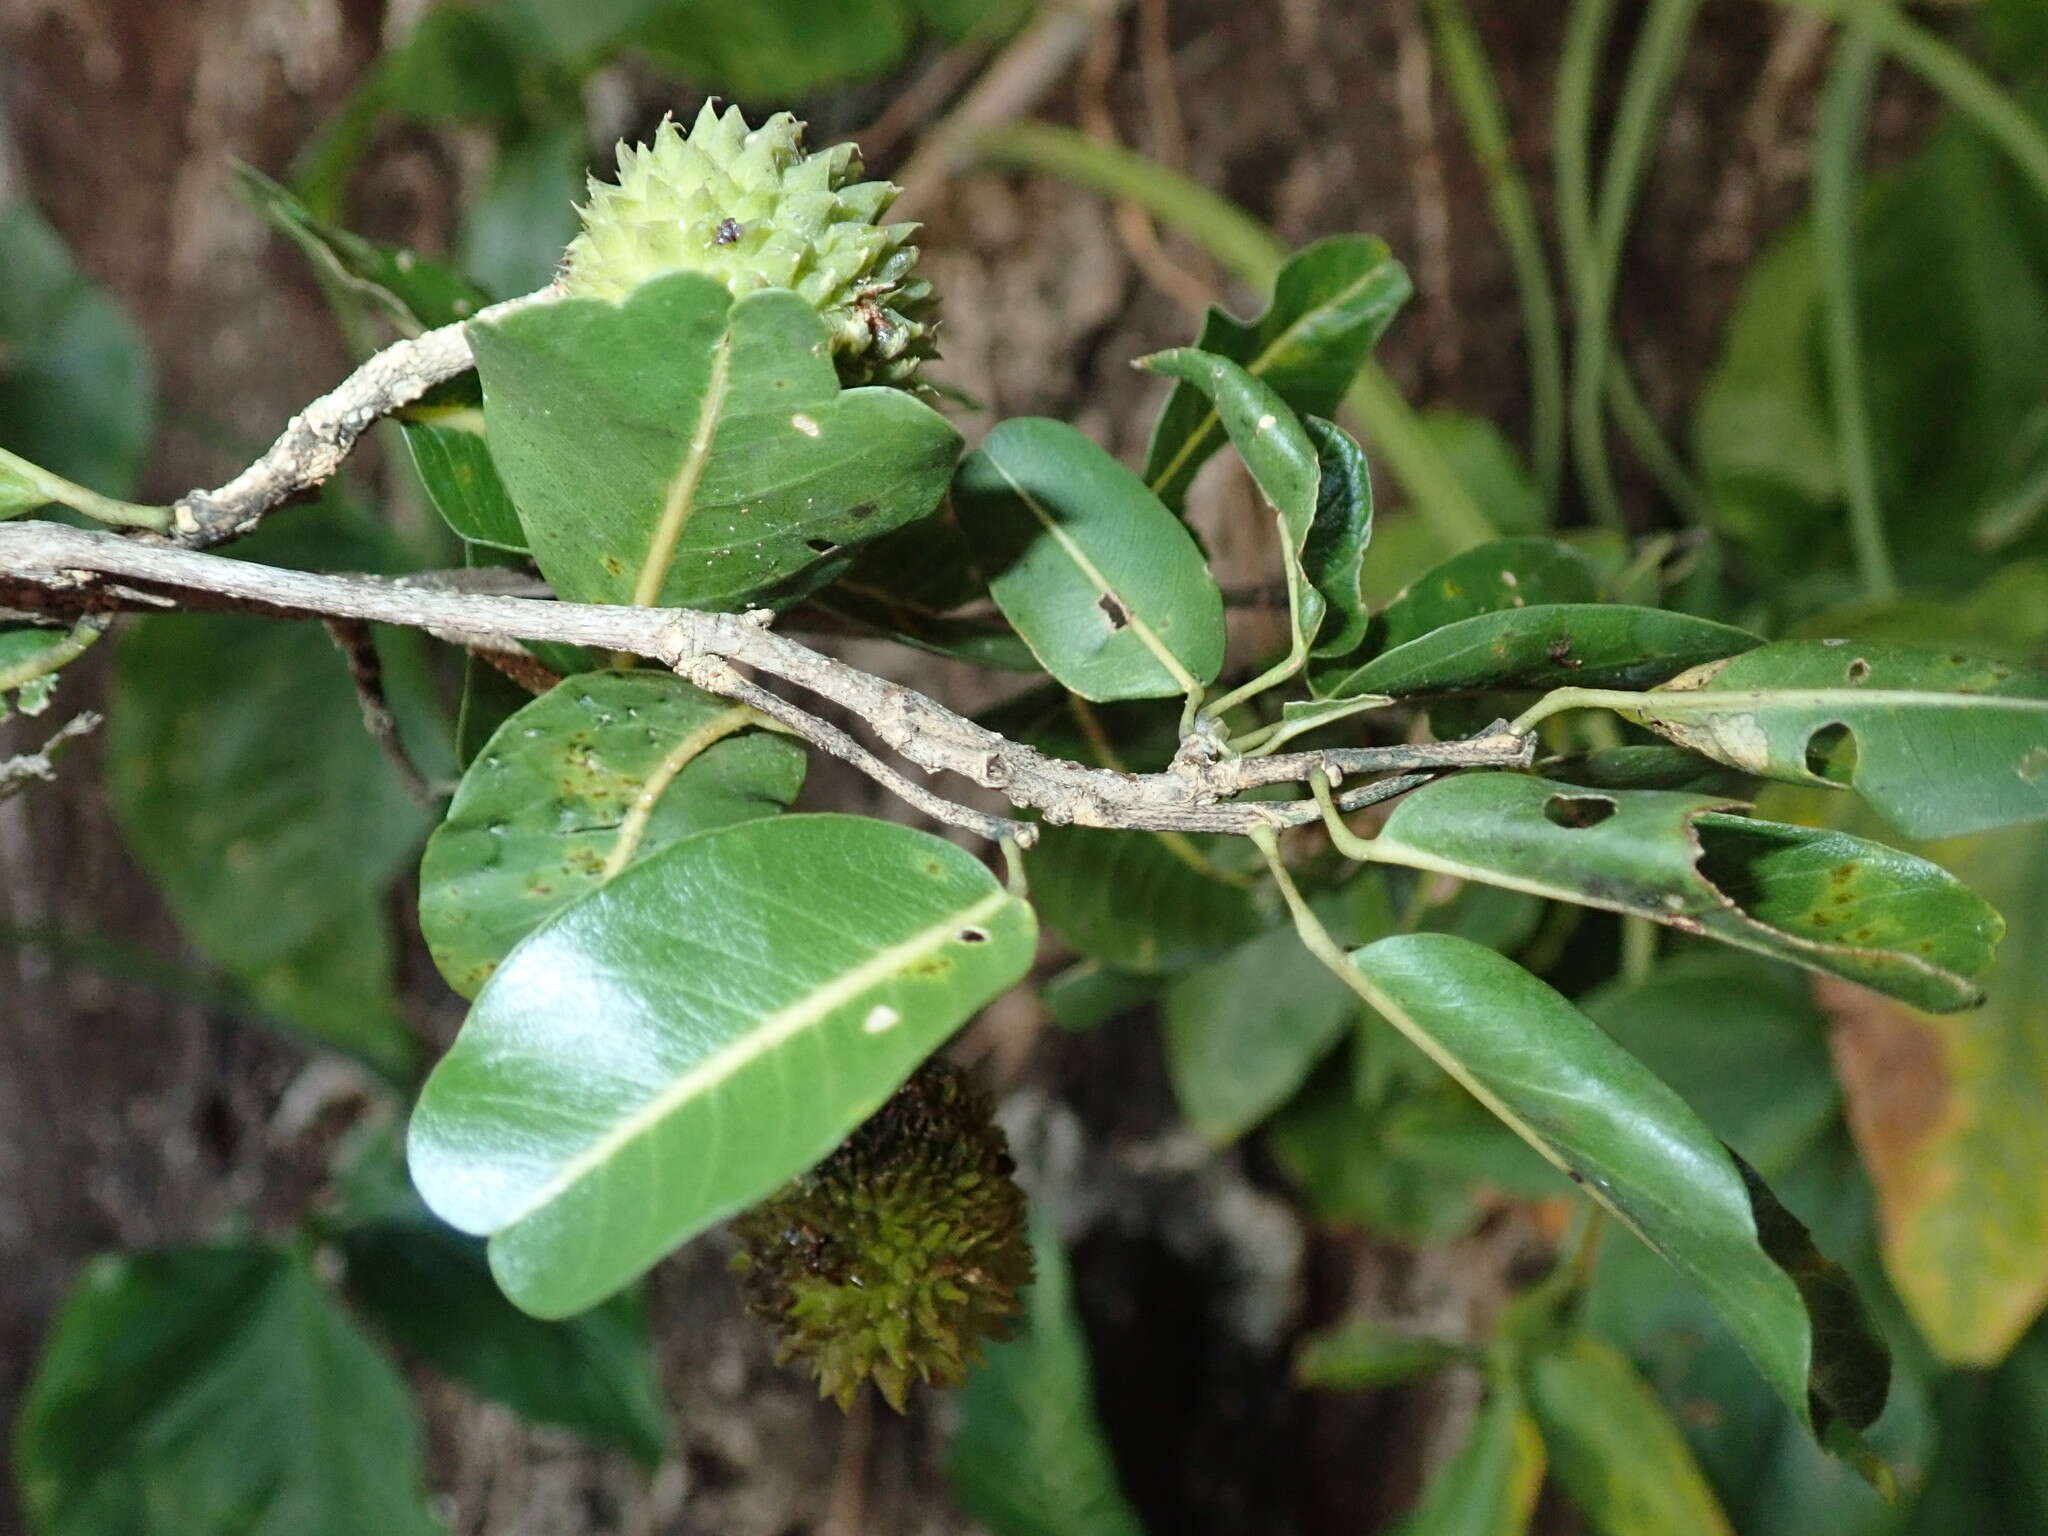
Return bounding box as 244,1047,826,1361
1641,687,2048,714
598,705,756,880
492,885,1015,1231
988,455,1200,696
628,331,734,608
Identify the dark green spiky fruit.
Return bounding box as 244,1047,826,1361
731,1060,1031,1411
560,100,937,388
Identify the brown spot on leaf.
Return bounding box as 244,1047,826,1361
1097,593,1130,630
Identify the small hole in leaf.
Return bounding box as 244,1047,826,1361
1846,657,1871,683
958,926,989,944
1097,593,1130,630
806,537,838,555
1543,793,1616,829
1804,722,1858,784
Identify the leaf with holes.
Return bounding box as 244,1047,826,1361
1026,826,1262,974
470,272,961,612
1524,1335,1735,1536
1343,932,1889,1450
409,814,1035,1317
954,418,1225,701
418,670,805,997
1392,1380,1546,1536
1143,234,1410,508
1319,605,1760,701
1607,641,2048,839
1362,775,2000,1013
16,1246,441,1536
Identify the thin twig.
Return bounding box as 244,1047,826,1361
0,710,103,802
322,618,439,806
168,288,554,547
0,522,1534,843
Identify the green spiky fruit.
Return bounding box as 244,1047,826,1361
560,101,937,388
731,1060,1032,1411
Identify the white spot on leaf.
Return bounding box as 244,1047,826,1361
1256,413,1277,432
862,1004,901,1035
791,413,821,438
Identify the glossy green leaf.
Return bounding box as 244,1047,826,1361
1378,537,1602,652
399,374,526,551
236,164,490,331
1525,1334,1735,1536
410,814,1035,1317
418,669,804,997
1139,349,1324,648
1580,956,1927,1524
1164,920,1355,1142
471,272,961,612
108,514,435,1073
1321,604,1759,701
341,1216,667,1466
1366,775,2002,1013
1292,1316,1464,1391
15,1246,441,1536
1391,1382,1546,1536
1345,931,1888,1439
0,204,153,503
1302,415,1378,656
947,1221,1145,1536
1585,955,1843,1179
1026,826,1262,974
955,418,1225,701
1610,641,2048,839
1379,1095,1574,1202
1144,235,1410,507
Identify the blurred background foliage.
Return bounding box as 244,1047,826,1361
4,1,2048,1532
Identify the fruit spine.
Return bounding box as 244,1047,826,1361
560,101,937,388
